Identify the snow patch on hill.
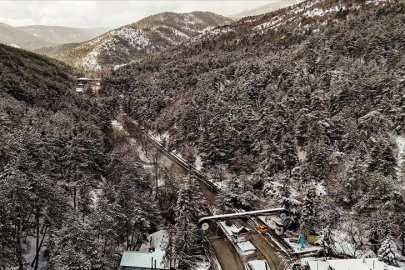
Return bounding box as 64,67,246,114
304,6,340,17
82,49,101,70
78,27,152,70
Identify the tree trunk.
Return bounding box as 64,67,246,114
32,225,47,269
34,201,40,270
16,207,23,270
74,186,77,210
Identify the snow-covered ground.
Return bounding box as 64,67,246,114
195,261,210,270
149,130,170,144
113,63,128,70
195,156,203,170
315,182,327,196
284,238,322,254
23,236,46,270
90,188,102,207
111,119,124,131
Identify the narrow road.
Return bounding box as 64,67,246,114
210,238,245,270
121,115,245,270
234,219,285,270
250,232,284,270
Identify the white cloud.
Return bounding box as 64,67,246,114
0,1,274,28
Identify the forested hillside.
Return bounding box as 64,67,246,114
0,44,160,269
102,0,405,260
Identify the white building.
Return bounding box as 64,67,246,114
231,227,251,243
75,77,101,93
306,258,403,270
120,230,176,270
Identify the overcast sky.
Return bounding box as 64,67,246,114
0,1,277,29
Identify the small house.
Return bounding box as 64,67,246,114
231,227,251,243
266,216,285,235
120,230,176,270
76,77,101,93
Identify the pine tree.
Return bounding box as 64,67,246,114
277,180,292,210
0,194,18,269
378,235,399,267
316,225,334,255
164,226,176,269
173,182,199,270
368,140,397,178
47,218,104,270
215,185,234,214
281,134,298,177
300,187,316,235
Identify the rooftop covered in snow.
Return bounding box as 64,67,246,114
327,258,402,270
77,77,101,81
306,258,403,270
120,230,174,270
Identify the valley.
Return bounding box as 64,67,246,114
1,0,405,269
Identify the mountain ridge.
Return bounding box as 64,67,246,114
50,11,233,71
0,22,58,50
16,25,111,44
229,0,302,19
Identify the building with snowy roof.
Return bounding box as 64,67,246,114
305,258,402,270
120,230,176,270
231,227,251,243
260,215,285,235
76,77,101,93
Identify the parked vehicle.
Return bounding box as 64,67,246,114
256,225,268,234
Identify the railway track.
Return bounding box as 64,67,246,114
122,115,220,192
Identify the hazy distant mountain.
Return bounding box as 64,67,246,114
229,0,301,19
17,25,111,44
53,11,233,71
33,42,81,57
0,22,58,50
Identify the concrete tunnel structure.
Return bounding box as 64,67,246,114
197,208,290,227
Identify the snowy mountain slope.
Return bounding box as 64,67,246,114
54,11,232,71
16,25,111,44
194,0,392,42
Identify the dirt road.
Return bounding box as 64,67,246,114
234,219,284,270
209,238,245,270
250,232,284,270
